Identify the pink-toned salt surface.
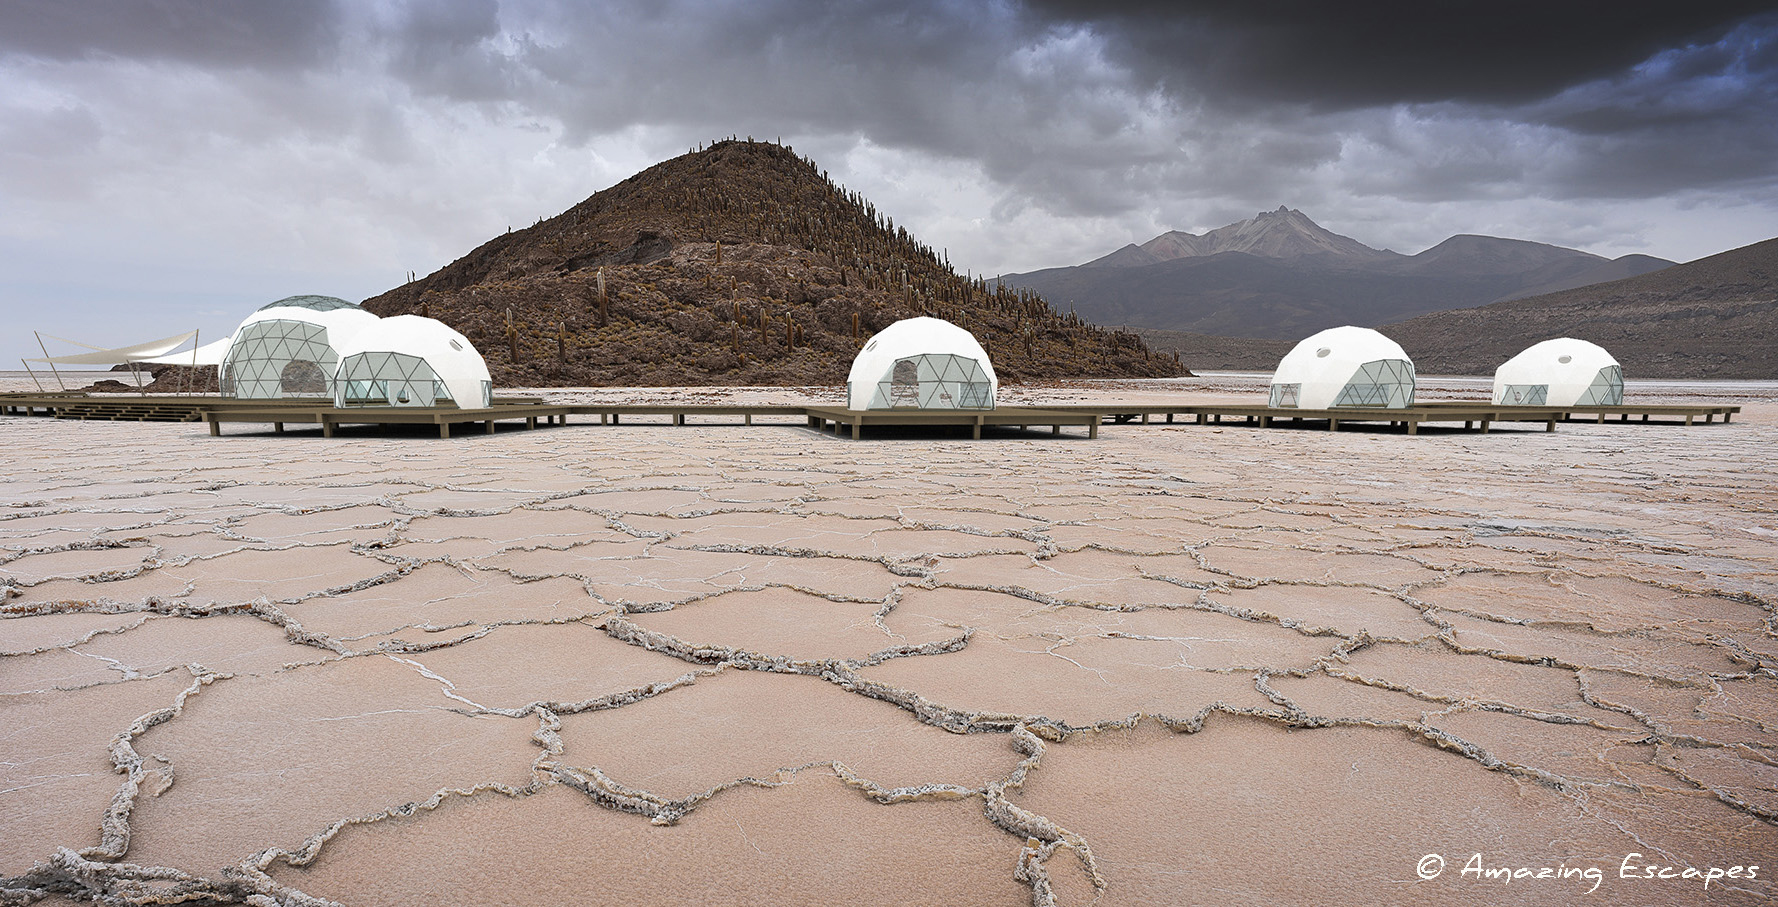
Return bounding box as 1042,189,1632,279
2,377,1774,906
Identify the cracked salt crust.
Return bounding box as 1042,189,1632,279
2,392,1775,905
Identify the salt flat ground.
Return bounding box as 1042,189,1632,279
2,378,1774,907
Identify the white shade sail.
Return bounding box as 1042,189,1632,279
27,330,198,366
141,335,233,366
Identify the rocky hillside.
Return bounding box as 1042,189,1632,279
1382,236,1778,378
363,139,1183,386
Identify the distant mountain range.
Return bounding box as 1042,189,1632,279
1132,236,1777,378
997,207,1676,339
1382,236,1778,378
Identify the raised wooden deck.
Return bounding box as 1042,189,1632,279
0,392,1745,439
803,406,1100,440
1045,401,1741,434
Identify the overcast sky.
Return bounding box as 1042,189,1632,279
3,0,1775,368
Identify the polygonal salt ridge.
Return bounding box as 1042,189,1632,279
880,515,1053,545
0,569,412,655
76,665,223,863
0,508,180,543
2,845,343,907
600,613,971,673
930,575,1214,615
984,721,1103,906
1425,607,1768,685
0,612,153,657
1315,636,1657,736
549,760,978,830
670,539,1037,569
216,509,407,546
1417,566,1774,638
470,544,903,611
0,539,158,582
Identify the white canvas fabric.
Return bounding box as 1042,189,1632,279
333,315,492,409
219,298,379,399
846,317,997,410
28,330,197,366
141,335,233,366
1492,338,1623,406
1269,325,1416,409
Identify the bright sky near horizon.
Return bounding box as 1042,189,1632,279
2,1,1775,366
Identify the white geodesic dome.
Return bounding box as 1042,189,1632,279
332,315,492,409
219,296,380,399
1492,338,1623,406
1269,325,1416,409
846,317,997,410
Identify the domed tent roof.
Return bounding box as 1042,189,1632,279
1269,325,1415,409
220,296,380,399
254,295,361,313
333,315,491,409
846,317,996,410
1492,338,1622,406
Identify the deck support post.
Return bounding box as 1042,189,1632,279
1546,418,1556,432
440,422,451,439
851,420,860,440
208,419,220,437
274,422,284,433
321,420,334,439
485,419,495,434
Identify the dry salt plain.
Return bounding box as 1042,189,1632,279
2,375,1775,906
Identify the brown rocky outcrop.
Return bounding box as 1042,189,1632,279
363,139,1185,386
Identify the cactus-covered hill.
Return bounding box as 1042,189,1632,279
362,139,1186,386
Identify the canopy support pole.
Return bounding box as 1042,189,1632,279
185,329,199,396
33,332,66,391
20,359,46,393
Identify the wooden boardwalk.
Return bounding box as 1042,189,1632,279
0,392,1744,440
1043,401,1741,434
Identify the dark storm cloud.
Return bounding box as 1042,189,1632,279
2,0,1775,323
343,0,1778,212
0,0,342,69
1023,0,1774,108
8,0,1773,212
